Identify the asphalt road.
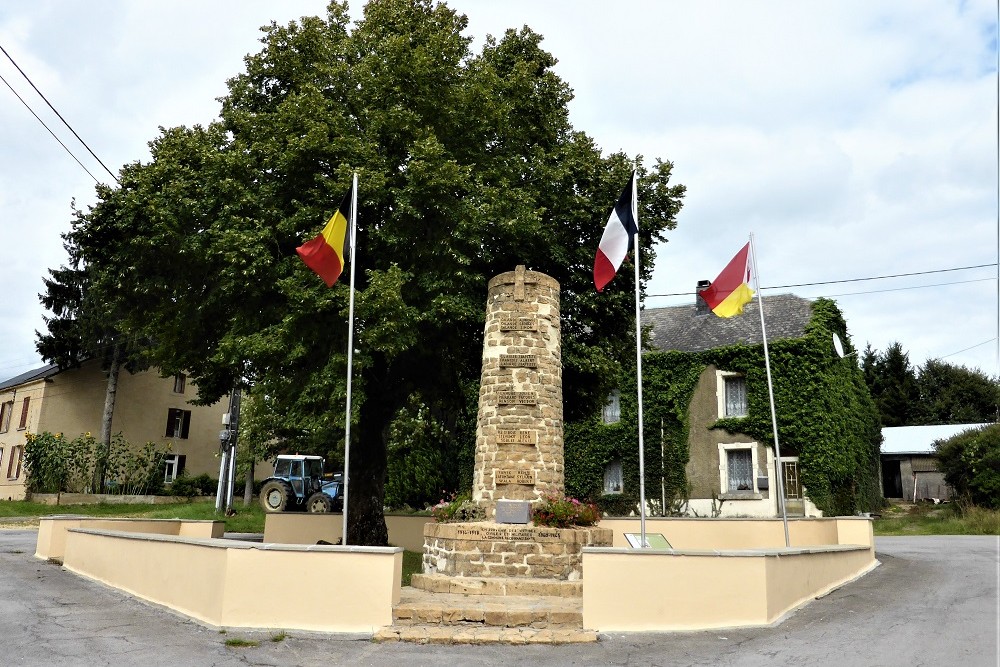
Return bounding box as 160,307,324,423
0,531,996,666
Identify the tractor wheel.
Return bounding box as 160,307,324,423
260,480,293,512
307,492,333,513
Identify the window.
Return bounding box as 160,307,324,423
602,390,621,424
173,374,186,394
6,445,22,480
716,372,748,418
164,408,192,439
718,442,760,496
0,401,12,433
164,454,187,483
17,396,30,430
603,460,623,494
726,449,754,491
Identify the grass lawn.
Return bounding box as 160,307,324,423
873,501,999,536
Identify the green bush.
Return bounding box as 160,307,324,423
430,492,485,523
936,424,1000,509
595,493,638,517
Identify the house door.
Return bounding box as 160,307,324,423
882,460,903,498
780,458,805,516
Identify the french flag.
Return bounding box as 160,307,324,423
593,171,638,292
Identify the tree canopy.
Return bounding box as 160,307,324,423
50,0,685,544
862,343,998,427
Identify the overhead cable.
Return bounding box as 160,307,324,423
0,42,119,184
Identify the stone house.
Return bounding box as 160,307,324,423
0,359,228,500
880,423,990,501
599,291,847,518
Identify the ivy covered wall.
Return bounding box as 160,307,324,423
564,298,883,516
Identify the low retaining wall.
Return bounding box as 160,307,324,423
582,544,876,632
36,516,224,562
60,528,401,633
30,493,206,506
598,516,873,550
263,512,431,551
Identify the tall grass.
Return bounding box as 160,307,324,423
874,501,1000,536
0,499,268,533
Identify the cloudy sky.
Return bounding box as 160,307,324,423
1,0,997,382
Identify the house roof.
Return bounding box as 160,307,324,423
643,293,814,352
881,423,993,455
0,363,61,392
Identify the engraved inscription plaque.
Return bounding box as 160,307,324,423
496,429,537,445
499,353,538,368
499,315,537,332
495,499,532,524
497,391,538,405
494,469,536,485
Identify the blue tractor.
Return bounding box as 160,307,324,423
259,454,343,513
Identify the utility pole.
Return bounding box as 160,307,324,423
214,388,242,514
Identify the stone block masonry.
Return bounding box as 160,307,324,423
472,266,564,517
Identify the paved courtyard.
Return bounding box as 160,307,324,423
0,531,995,666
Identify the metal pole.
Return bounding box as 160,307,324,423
341,173,359,546
631,173,647,547
750,233,790,547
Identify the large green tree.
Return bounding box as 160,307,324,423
58,0,684,544
914,359,998,425
861,342,919,427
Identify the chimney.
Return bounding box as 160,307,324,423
695,280,711,315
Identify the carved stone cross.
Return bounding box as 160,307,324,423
513,265,536,302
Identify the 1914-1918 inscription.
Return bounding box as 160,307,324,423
496,429,537,445
497,391,537,405
499,315,537,331
494,469,536,485
499,353,537,368
453,525,561,541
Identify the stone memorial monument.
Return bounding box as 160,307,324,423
414,267,611,590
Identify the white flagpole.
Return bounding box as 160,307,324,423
341,172,359,546
631,172,647,547
749,232,790,548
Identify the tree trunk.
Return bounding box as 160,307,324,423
345,400,390,546
97,342,121,492
243,459,254,506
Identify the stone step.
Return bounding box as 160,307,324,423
411,572,582,597
373,624,598,645
393,586,583,628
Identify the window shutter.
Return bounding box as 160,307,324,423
177,454,186,476
18,397,30,429
181,411,191,439
165,410,175,437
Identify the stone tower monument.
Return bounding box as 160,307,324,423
472,265,563,517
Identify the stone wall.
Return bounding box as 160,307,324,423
472,266,563,517
422,521,611,580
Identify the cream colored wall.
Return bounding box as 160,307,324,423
60,528,402,632
1,361,229,493
35,517,225,562
582,544,876,632
263,513,431,552
583,550,768,631
597,517,868,549
0,378,46,500
763,547,875,622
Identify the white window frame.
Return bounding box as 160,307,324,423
716,371,748,418
163,454,186,483
602,390,621,424
718,442,759,496
603,460,623,494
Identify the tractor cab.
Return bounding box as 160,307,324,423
260,454,340,513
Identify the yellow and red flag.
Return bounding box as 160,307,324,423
700,242,754,318
296,189,352,287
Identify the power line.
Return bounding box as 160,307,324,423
936,338,998,361
0,42,119,185
0,69,100,184
823,277,994,299
647,263,998,298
